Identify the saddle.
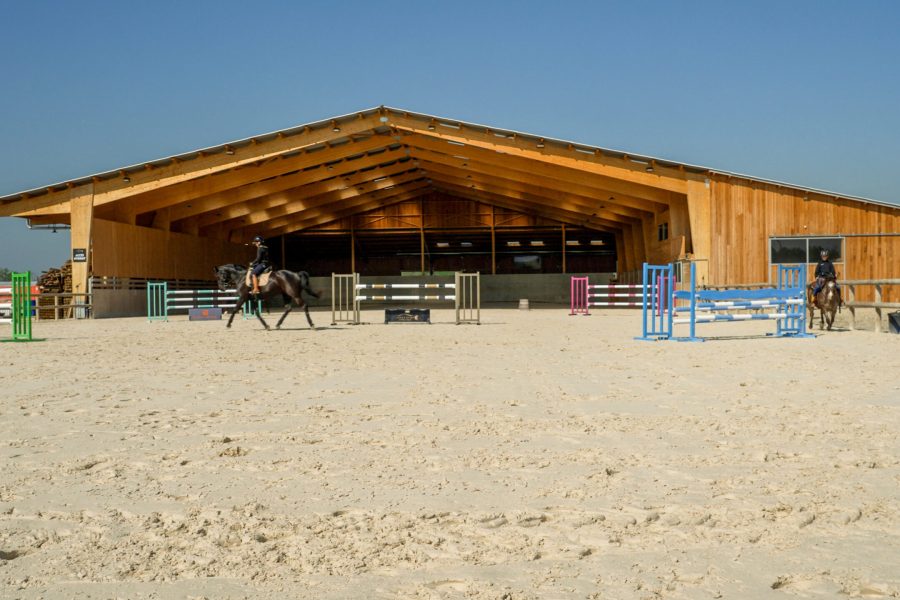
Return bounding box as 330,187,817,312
246,269,272,287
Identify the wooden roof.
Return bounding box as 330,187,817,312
1,106,894,243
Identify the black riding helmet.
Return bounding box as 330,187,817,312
253,235,264,244
820,249,829,259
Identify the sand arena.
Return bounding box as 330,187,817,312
1,306,899,599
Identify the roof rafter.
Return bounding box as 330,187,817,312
175,154,413,231
415,159,646,223
215,175,429,240
243,183,433,239
386,114,692,193
399,132,673,208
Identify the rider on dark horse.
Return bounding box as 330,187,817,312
250,235,270,295
810,249,842,306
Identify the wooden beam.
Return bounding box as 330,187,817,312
211,171,426,238
70,187,94,301
103,134,395,222
416,159,643,225
425,173,637,230
406,141,666,214
252,185,432,239
431,178,624,233
165,146,409,225
386,116,691,193
184,158,415,232
686,178,712,284
0,113,384,218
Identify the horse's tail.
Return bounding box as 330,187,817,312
297,271,322,299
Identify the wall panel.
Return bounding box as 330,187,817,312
92,218,248,280
709,176,900,301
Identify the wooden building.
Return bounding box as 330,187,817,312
2,106,899,312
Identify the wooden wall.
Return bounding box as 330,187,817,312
709,176,900,300
92,218,249,280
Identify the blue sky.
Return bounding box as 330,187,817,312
1,0,899,275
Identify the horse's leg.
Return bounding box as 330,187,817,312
227,296,246,328
275,300,293,329
301,299,316,329
255,304,270,329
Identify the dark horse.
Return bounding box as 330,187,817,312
214,264,321,330
808,275,839,331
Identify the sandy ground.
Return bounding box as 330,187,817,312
1,305,899,600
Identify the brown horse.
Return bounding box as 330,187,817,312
808,276,839,331
214,264,320,330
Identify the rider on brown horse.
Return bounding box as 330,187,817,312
810,249,842,306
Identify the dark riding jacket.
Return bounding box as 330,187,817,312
814,259,836,279
252,244,270,268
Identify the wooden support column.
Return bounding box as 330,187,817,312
70,186,95,310
621,227,636,273
686,179,712,285
561,224,566,274
281,235,286,269
419,197,425,274
630,222,646,267
350,222,356,273
490,206,496,274
615,234,626,276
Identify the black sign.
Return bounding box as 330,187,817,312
73,248,87,262
385,308,430,324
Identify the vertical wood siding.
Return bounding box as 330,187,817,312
710,176,900,300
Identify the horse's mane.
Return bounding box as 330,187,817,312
221,263,247,272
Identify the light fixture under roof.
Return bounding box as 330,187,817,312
331,120,341,133
427,120,437,130
507,241,521,247
530,240,544,246
536,138,545,148
436,242,450,248
566,240,580,246
460,241,472,247
225,146,235,155
590,240,605,246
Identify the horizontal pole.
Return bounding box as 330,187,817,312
847,301,900,309
167,289,233,295
356,295,455,301
842,279,900,285
588,292,642,297
674,313,787,324
356,283,455,289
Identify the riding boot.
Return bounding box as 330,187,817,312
251,274,260,296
